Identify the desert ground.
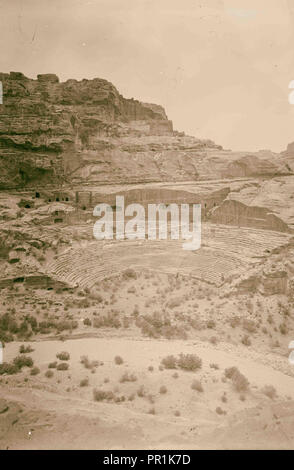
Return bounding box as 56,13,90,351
1,197,294,449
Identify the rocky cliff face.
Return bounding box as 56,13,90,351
0,72,292,189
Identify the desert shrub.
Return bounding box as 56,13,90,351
56,351,70,361
55,320,78,332
242,319,256,333
56,362,69,371
119,371,137,383
93,389,115,402
174,410,181,417
241,334,251,346
209,363,219,370
114,355,124,365
209,336,218,345
137,385,145,397
221,393,227,403
148,407,156,415
215,406,225,415
224,367,249,392
161,353,202,371
13,355,34,369
139,312,186,339
48,361,57,369
161,355,177,369
0,331,14,344
0,313,19,334
207,320,216,329
133,305,139,316
0,362,19,375
122,317,130,328
148,366,154,372
83,318,92,326
19,344,34,354
191,379,203,392
229,316,241,328
93,312,121,329
80,378,89,387
123,268,137,280
45,370,54,378
80,355,100,370
279,323,288,335
30,366,40,376
166,297,181,309
177,353,202,371
127,286,136,294
224,367,239,379
261,385,277,400
159,385,167,394
189,317,204,330
267,313,275,325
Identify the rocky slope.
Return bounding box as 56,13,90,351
0,72,292,189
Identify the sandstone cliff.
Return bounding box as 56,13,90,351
0,72,292,189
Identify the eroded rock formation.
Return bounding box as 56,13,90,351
0,72,292,189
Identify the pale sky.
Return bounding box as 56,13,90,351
1,0,294,151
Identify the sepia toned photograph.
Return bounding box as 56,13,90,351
1,0,294,452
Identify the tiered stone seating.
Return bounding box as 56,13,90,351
46,224,291,288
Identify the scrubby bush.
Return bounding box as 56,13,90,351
242,319,256,334
207,320,216,329
119,371,137,383
279,323,288,335
215,406,225,415
93,312,121,329
221,393,227,403
177,353,202,371
224,367,249,392
30,366,40,376
80,378,89,387
93,389,115,402
241,334,251,346
191,379,203,392
224,367,238,379
13,355,34,369
83,318,92,326
45,370,54,378
229,316,241,328
48,361,57,369
159,385,167,394
123,268,137,280
161,353,202,371
114,355,124,365
56,351,70,361
161,355,177,369
80,355,100,370
137,385,146,397
138,312,187,340
0,362,19,375
56,362,69,371
55,320,78,333
19,344,34,354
